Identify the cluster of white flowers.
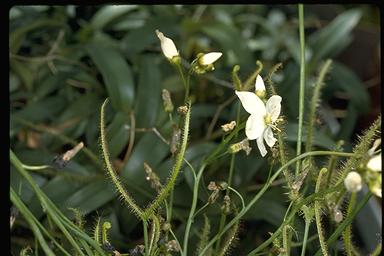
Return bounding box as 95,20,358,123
235,75,282,157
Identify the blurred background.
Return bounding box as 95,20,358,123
10,5,380,255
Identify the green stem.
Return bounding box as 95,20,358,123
296,3,305,177
143,221,149,256
300,218,311,256
10,150,106,255
100,99,144,218
199,151,355,256
282,225,290,255
228,186,245,210
305,59,332,154
314,168,329,256
342,192,356,256
176,63,190,102
193,202,210,218
11,188,58,256
183,164,207,256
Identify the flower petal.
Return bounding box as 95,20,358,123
155,30,178,59
266,95,282,122
264,127,277,148
367,153,381,172
200,52,222,65
235,91,266,115
257,134,267,157
255,75,266,91
245,114,265,140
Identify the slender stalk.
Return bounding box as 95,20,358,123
100,99,144,218
193,202,210,218
143,221,149,256
228,186,245,210
296,3,306,177
305,59,332,154
176,63,190,102
342,192,356,256
122,111,136,164
300,216,311,256
183,164,207,256
282,225,290,255
11,188,57,256
314,168,329,256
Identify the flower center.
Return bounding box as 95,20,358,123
264,114,272,125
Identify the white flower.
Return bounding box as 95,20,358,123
367,153,381,172
155,30,179,59
344,171,362,193
235,91,282,157
199,52,222,65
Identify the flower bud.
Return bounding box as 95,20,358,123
255,75,266,99
333,209,343,223
162,89,174,113
344,171,362,193
192,52,223,74
199,52,222,65
155,30,179,61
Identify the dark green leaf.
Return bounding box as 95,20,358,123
86,42,135,113
135,54,162,128
308,9,362,62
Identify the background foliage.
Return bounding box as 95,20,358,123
10,4,380,255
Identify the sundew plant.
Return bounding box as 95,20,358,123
10,4,381,256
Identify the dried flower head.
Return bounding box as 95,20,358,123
221,121,236,133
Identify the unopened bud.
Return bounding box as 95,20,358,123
334,209,343,223
162,222,171,231
221,195,231,215
143,162,162,192
170,127,182,155
344,171,362,193
162,89,174,113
